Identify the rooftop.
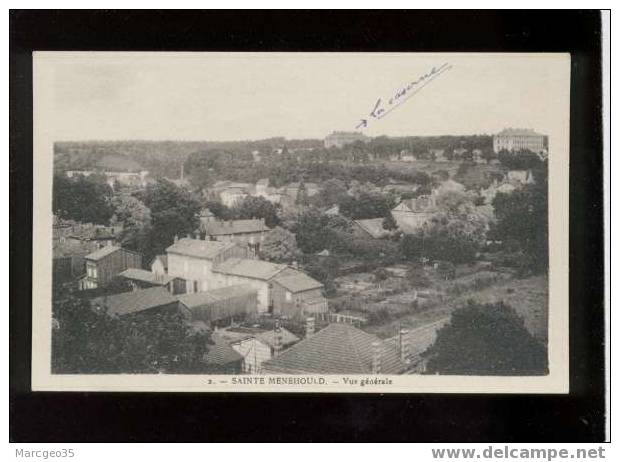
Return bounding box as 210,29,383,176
203,336,244,366
119,268,173,285
273,269,324,293
166,238,238,260
91,286,177,316
151,254,168,269
353,218,390,239
85,245,121,261
262,323,404,374
385,318,449,359
203,219,270,236
216,326,299,349
177,284,257,309
213,258,288,281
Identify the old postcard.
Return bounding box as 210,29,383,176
31,52,570,392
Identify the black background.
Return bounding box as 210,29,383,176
9,10,606,442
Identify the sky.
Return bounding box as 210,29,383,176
34,52,570,143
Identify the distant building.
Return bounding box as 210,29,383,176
506,169,536,185
53,240,93,284
493,128,546,154
262,322,406,374
324,131,370,149
201,218,271,255
220,187,249,207
66,170,149,189
391,196,438,234
80,245,142,290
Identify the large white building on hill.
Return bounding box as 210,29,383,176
493,128,546,154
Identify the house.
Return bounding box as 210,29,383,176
211,258,289,313
261,322,406,374
80,245,142,290
432,179,466,196
400,150,417,162
52,239,93,284
90,286,181,317
430,149,447,162
507,170,535,185
220,187,248,207
391,196,438,234
480,180,517,204
472,149,487,164
215,325,299,373
201,218,271,255
150,255,168,279
64,224,121,249
178,284,258,325
384,318,449,373
202,336,244,374
166,238,251,294
271,269,328,317
352,218,390,239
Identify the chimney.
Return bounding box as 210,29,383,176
305,317,315,338
174,234,179,243
273,320,283,357
399,329,410,363
371,341,382,374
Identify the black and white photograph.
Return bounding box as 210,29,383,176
29,51,571,392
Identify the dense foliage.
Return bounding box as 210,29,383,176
424,301,548,375
53,174,114,224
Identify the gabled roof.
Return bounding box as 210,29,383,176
150,254,168,270
273,269,323,293
203,219,270,236
91,286,177,316
119,268,173,285
177,284,257,309
166,238,238,260
85,245,121,261
353,218,389,239
394,196,437,213
203,336,244,366
216,326,299,349
213,258,287,280
262,323,405,374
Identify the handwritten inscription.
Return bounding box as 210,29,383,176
356,62,453,129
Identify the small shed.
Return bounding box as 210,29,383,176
178,284,258,324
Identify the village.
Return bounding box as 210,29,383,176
51,128,549,376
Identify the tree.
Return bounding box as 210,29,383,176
314,178,348,207
382,213,398,231
138,179,202,255
110,194,152,255
295,180,309,208
294,209,332,254
52,291,212,374
339,192,396,219
490,168,548,273
204,200,233,220
53,174,114,224
424,301,548,375
232,196,280,227
260,226,299,262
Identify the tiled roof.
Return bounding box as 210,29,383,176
213,258,287,280
203,336,244,366
353,218,389,239
91,286,178,316
119,268,173,285
203,219,270,235
166,238,237,260
85,245,121,261
262,323,404,374
273,269,323,293
177,284,257,308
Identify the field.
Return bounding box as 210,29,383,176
331,262,548,343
